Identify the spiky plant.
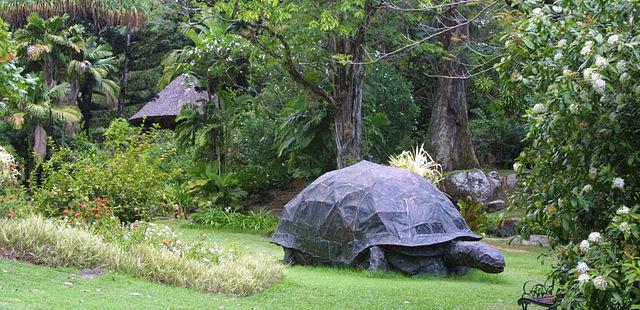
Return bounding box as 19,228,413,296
388,144,443,184
0,0,149,29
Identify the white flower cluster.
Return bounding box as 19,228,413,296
593,276,608,290
0,146,19,186
607,34,620,45
532,8,544,16
583,68,606,93
579,240,590,253
619,222,631,234
595,55,608,67
588,232,601,243
576,261,590,274
616,206,630,215
580,41,594,55
613,177,625,189
532,103,547,114
130,222,238,264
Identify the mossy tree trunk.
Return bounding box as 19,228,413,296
427,0,479,171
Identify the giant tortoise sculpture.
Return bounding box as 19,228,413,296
271,161,505,276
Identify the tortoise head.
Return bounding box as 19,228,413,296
445,241,505,273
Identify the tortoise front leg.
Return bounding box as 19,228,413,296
369,246,388,272
283,247,296,265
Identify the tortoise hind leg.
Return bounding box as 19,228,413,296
369,246,388,272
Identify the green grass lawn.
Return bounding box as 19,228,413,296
0,221,549,309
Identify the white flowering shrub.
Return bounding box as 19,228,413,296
499,1,640,308
0,145,18,188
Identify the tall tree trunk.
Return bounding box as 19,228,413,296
33,122,47,161
328,8,370,168
427,1,479,171
79,80,94,134
117,29,131,117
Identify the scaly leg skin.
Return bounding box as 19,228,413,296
283,247,296,265
369,246,388,272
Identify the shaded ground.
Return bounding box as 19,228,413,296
0,221,549,309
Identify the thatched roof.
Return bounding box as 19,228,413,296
129,75,208,128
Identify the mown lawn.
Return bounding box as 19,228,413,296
0,221,548,309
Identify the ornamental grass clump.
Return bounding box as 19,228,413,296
388,144,443,184
0,216,283,296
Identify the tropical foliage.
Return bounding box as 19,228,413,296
501,0,640,308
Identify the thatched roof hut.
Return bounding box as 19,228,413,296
129,75,208,128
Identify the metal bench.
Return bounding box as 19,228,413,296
517,280,561,309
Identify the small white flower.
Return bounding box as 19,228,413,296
607,35,620,45
554,52,563,61
558,39,567,48
593,276,608,290
569,103,579,114
580,41,593,55
613,177,625,189
593,78,606,93
588,232,601,243
576,262,590,274
595,56,608,67
616,206,630,215
224,206,232,212
578,273,591,284
532,8,543,16
619,222,631,233
532,103,547,114
589,167,597,179
582,184,593,193
620,72,630,83
616,60,628,72
513,162,522,172
583,68,594,80
579,240,590,253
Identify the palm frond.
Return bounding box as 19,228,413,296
51,104,82,123
7,112,25,129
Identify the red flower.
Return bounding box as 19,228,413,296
63,210,70,215
75,212,82,218
6,210,16,219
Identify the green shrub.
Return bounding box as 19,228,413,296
190,208,279,233
32,122,176,223
500,1,640,308
0,216,283,296
456,197,488,234
469,116,526,168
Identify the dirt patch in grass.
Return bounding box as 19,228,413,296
491,245,529,254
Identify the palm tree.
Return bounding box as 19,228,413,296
67,37,119,129
0,0,148,30
14,13,85,88
7,74,82,160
